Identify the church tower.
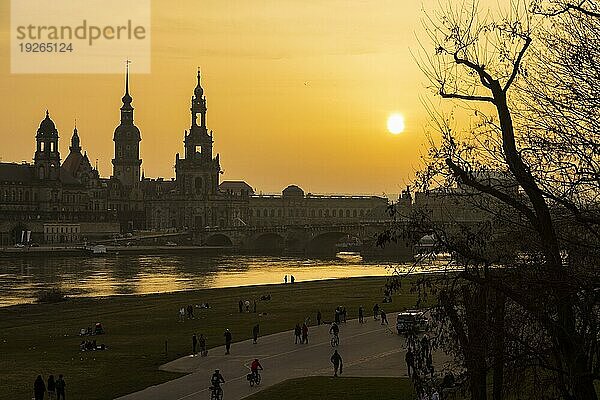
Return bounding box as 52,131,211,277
34,110,61,180
112,62,142,187
175,69,221,197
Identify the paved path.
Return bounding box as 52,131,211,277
117,314,434,400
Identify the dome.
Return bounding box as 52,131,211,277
282,185,304,198
114,124,141,140
37,110,58,137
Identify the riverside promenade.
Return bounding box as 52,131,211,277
118,314,435,400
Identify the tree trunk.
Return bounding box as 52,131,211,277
492,290,505,400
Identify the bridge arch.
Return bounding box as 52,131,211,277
204,233,234,247
251,232,285,252
306,231,360,255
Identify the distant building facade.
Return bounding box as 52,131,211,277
0,68,388,245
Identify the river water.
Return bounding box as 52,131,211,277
0,253,442,307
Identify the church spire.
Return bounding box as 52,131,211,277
120,60,134,124
70,119,81,153
194,67,204,98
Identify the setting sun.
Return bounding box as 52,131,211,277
387,113,405,134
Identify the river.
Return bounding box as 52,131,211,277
0,252,443,307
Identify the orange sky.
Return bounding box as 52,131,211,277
0,0,464,196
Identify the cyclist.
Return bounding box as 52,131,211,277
329,322,340,337
210,369,225,397
329,322,340,346
250,358,263,380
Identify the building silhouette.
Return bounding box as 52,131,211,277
0,68,387,245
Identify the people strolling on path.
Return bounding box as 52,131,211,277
301,323,309,344
294,323,302,344
380,309,388,325
199,334,207,356
252,324,260,344
47,374,56,400
405,348,415,377
316,310,322,325
55,375,66,400
358,305,364,323
239,300,243,313
224,329,232,355
373,303,380,320
330,350,343,377
192,333,198,355
34,375,46,400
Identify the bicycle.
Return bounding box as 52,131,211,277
247,371,261,387
330,333,340,347
209,385,223,400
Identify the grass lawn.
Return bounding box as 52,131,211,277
0,276,417,400
244,376,416,400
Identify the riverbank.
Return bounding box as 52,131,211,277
0,245,232,258
0,276,417,400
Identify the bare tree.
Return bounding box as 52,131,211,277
385,1,600,399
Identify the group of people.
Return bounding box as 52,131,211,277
33,374,66,400
334,306,347,323
79,339,106,351
293,322,309,344
283,275,296,284
179,303,210,322
404,333,437,399
191,333,207,356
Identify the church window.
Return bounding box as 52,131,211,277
353,210,357,217
332,209,337,217
346,209,350,217
360,209,365,217
318,209,322,217
325,209,329,217
270,209,275,217
38,166,45,179
40,142,45,151
339,209,343,217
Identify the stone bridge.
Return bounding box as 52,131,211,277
193,221,415,257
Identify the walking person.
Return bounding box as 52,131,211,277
301,323,309,344
284,275,288,284
34,375,46,400
358,305,364,323
253,299,257,313
294,323,301,344
55,375,66,400
373,303,380,320
330,350,343,377
316,310,322,325
47,375,56,400
238,300,243,313
380,309,388,325
224,329,232,355
405,348,415,377
192,333,198,355
290,275,295,283
252,324,260,344
199,333,207,356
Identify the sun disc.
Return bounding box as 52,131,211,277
387,114,405,134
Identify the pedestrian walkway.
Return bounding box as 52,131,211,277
117,313,431,400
